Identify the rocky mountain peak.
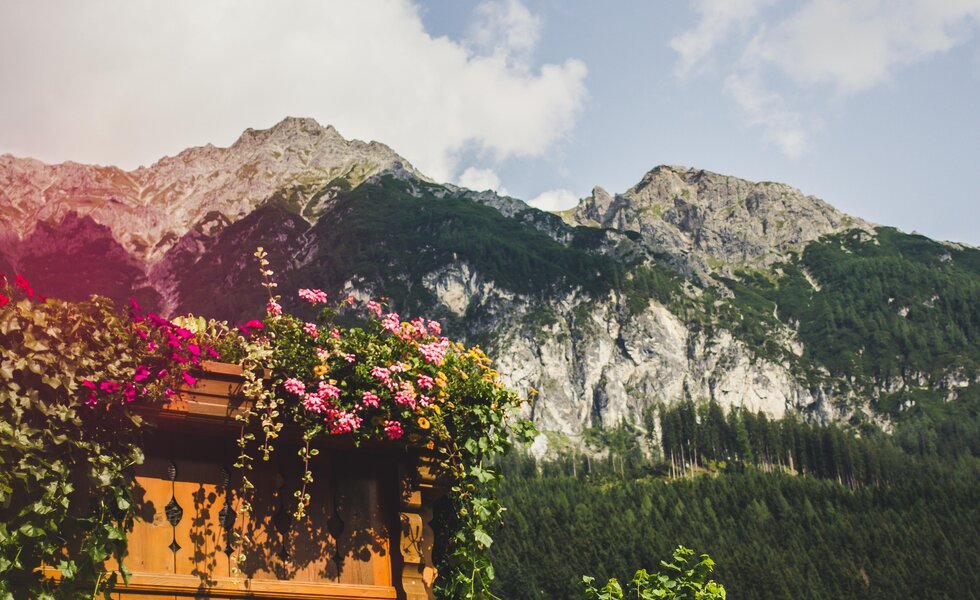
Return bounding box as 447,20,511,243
572,165,872,270
231,116,342,148
0,117,429,263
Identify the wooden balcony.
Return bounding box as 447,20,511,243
47,362,444,599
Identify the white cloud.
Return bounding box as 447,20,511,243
528,188,579,212
670,0,773,76
750,0,980,94
457,167,506,194
467,0,541,66
673,0,980,156
0,0,587,183
724,74,810,159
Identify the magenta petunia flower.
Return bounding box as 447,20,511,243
14,274,34,298
99,381,120,393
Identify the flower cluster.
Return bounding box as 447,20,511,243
247,276,525,459
77,298,223,407
298,288,328,304
264,300,460,443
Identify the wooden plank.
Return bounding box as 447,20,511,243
198,361,245,377
43,568,396,598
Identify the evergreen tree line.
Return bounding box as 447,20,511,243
655,400,898,487
485,397,980,599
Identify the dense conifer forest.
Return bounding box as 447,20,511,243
485,393,980,599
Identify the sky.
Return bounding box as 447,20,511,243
1,1,978,244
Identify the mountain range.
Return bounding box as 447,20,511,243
2,117,977,443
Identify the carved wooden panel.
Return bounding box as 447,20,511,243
113,428,400,599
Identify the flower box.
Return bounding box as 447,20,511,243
103,361,441,600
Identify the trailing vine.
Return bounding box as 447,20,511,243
0,276,229,599
224,249,536,598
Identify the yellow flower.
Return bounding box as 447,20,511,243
313,365,328,377
417,417,431,430
431,404,441,415
425,440,436,450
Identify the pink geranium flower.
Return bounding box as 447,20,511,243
417,374,434,390
283,378,306,395
427,320,442,336
384,420,404,440
371,366,391,385
303,393,328,414
317,382,340,399
361,391,380,408
381,313,400,333
418,342,447,366
298,288,328,304
329,411,362,435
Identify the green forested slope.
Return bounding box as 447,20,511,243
491,460,978,600
717,228,980,400
486,397,980,600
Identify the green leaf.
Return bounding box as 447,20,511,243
473,528,493,548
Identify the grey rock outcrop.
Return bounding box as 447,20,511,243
571,166,872,271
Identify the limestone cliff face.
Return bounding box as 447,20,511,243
423,263,825,434
570,166,871,270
